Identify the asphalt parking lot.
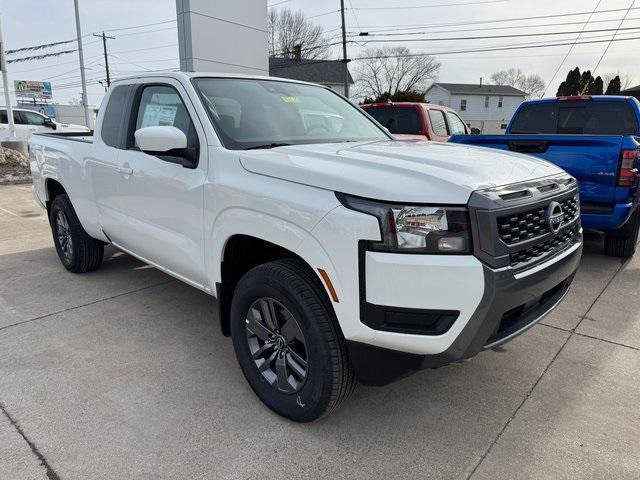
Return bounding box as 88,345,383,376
1,184,639,480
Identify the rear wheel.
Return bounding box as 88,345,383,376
230,258,355,422
50,194,104,273
604,207,640,258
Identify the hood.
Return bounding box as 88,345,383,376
239,140,563,204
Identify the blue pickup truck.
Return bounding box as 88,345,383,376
451,95,640,257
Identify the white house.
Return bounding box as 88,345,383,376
425,82,527,134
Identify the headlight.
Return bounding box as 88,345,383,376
337,193,471,254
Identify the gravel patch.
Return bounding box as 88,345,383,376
0,147,30,185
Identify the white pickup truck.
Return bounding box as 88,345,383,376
29,72,582,422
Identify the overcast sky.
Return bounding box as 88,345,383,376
1,0,638,107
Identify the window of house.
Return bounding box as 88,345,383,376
428,109,448,136
484,96,490,108
460,99,467,111
498,96,503,108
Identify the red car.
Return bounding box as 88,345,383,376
361,102,472,141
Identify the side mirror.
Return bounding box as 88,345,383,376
134,126,197,168
470,127,481,135
44,117,57,130
135,126,187,152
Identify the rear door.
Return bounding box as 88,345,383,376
0,110,30,141
426,108,449,141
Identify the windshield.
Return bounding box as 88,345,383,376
193,78,389,149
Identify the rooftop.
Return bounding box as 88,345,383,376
430,82,527,96
269,57,354,85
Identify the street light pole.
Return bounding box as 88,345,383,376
0,14,16,139
73,0,90,127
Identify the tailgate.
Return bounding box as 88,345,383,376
450,134,624,205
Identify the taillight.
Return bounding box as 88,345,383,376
557,95,592,101
618,150,639,187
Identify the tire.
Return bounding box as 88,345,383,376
49,194,104,273
604,207,640,258
230,258,356,422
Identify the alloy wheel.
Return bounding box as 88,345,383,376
245,298,308,394
55,210,73,263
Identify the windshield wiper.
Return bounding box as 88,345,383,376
244,142,293,150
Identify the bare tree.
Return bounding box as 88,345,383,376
268,8,329,59
354,46,441,100
490,68,546,99
601,71,635,91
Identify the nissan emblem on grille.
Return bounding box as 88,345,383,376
546,201,564,233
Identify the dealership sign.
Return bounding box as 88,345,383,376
13,80,52,99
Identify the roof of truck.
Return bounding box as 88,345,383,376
112,71,322,88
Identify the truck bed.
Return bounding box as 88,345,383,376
34,131,94,143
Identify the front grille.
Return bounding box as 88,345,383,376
509,225,578,267
469,175,581,271
497,194,579,245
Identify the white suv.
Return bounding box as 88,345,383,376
1,108,89,141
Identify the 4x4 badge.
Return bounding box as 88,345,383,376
546,201,564,233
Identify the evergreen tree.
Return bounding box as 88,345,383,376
605,75,622,95
589,76,604,95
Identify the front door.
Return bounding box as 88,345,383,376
110,82,208,287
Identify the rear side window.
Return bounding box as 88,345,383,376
0,110,6,124
101,85,130,147
428,110,448,136
511,101,639,135
558,102,638,135
366,107,421,134
510,103,557,134
445,111,467,135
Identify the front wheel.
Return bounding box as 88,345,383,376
50,194,104,273
230,258,356,422
604,207,640,258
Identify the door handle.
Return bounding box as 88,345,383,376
116,166,133,175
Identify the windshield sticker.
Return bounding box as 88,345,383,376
281,96,300,104
141,104,178,128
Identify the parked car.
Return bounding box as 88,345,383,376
0,108,89,141
361,102,471,141
450,95,640,257
29,73,581,422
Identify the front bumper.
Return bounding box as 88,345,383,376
348,231,582,386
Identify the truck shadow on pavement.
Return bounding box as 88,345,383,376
0,231,636,479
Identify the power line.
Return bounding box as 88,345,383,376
351,6,640,32
352,34,640,60
352,0,508,10
351,25,640,43
592,0,636,76
542,0,603,97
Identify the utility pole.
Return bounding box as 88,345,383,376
340,0,350,98
0,14,15,139
93,32,114,87
73,0,90,128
